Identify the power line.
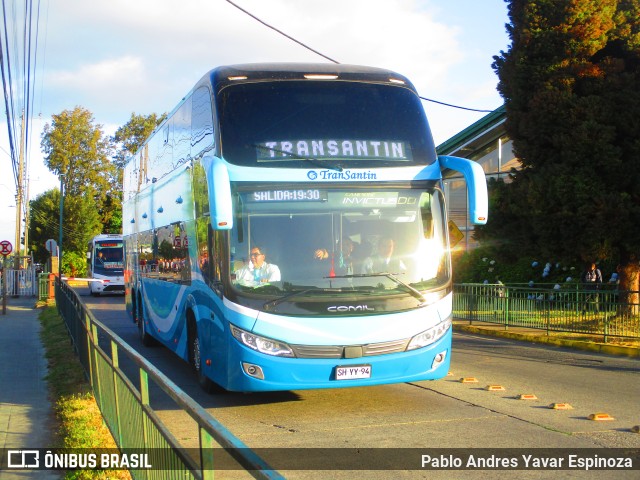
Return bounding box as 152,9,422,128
0,0,46,253
225,0,339,64
225,0,495,114
419,96,493,113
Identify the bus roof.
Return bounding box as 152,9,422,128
207,63,417,93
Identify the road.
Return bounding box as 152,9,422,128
82,291,640,479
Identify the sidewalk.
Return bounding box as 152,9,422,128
0,296,58,479
453,319,640,358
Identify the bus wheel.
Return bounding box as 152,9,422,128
188,322,220,393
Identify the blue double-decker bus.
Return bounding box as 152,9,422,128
123,63,487,392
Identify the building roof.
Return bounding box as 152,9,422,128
436,105,506,156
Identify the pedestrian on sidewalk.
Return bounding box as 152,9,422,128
581,262,602,313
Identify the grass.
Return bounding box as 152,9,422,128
38,301,131,480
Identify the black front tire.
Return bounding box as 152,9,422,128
189,323,222,393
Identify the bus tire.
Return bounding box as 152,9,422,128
188,316,222,394
137,292,155,347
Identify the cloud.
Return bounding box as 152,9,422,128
44,0,467,125
47,56,146,94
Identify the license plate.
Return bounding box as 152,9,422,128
335,364,371,380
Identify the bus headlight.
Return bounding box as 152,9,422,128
230,325,295,357
406,318,452,351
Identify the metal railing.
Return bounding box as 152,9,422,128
453,283,640,342
1,262,38,296
55,279,284,480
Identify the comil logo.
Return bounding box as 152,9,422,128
327,305,375,313
8,450,39,468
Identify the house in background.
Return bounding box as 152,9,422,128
436,105,520,251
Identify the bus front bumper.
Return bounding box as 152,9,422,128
222,329,452,392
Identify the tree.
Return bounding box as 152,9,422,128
491,0,640,299
28,188,101,273
28,189,61,264
41,107,114,201
112,112,166,169
39,107,117,270
110,112,166,233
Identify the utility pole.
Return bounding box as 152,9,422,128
23,178,30,256
14,111,25,268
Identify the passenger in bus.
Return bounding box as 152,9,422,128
361,237,407,275
234,246,281,286
314,237,359,276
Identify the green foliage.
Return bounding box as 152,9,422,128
39,307,130,479
31,109,166,271
112,112,167,169
453,247,584,286
158,239,175,260
29,189,62,264
41,107,114,200
62,251,87,278
38,107,119,269
29,188,102,270
489,0,640,291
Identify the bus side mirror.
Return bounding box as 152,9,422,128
87,252,91,260
208,157,233,230
438,155,488,225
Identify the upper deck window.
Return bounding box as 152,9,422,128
217,81,436,168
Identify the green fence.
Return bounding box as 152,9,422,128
55,279,284,480
453,283,640,342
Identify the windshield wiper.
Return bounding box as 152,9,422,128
253,144,343,172
263,286,318,311
263,285,351,311
328,273,426,303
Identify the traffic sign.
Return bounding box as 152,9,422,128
0,240,12,256
448,221,465,247
45,238,58,253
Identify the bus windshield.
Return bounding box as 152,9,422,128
229,184,450,314
93,240,124,276
217,81,436,168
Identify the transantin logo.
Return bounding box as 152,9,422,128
327,305,375,313
307,170,377,181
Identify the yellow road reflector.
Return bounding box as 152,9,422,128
588,413,615,421
486,385,506,391
549,403,573,410
631,426,640,433
459,377,478,383
518,394,538,400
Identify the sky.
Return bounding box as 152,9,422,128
0,0,510,251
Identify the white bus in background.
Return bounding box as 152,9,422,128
87,234,125,296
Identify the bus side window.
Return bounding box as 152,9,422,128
191,86,214,158
207,225,224,296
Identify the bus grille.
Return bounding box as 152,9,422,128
104,285,125,292
290,338,409,359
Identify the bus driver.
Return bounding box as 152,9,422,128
234,246,281,286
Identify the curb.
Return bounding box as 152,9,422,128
453,324,640,358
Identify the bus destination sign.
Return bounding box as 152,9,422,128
249,189,328,203
256,139,412,162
